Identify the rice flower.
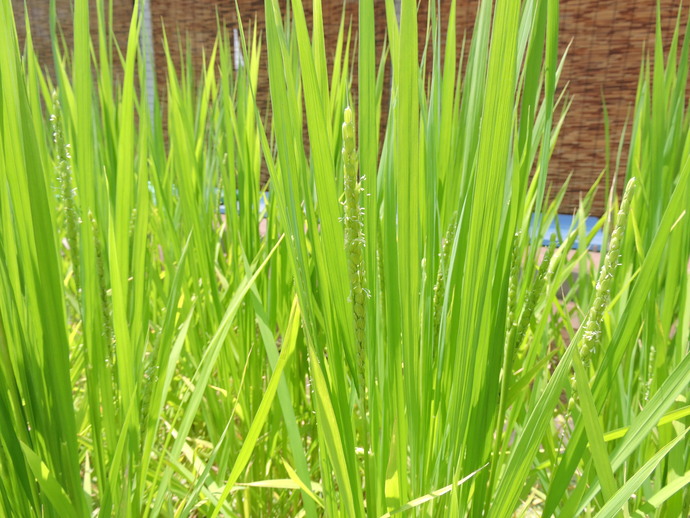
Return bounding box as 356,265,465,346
89,211,114,349
579,177,636,366
342,106,367,389
643,344,656,403
433,216,457,336
516,237,556,353
505,231,521,335
570,178,636,412
51,91,81,292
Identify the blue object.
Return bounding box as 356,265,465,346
532,214,603,252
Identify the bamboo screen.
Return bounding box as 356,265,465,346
12,0,133,78
12,0,689,215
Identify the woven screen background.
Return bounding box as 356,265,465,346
13,0,689,215
147,0,690,215
12,0,133,79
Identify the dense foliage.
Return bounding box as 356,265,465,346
0,0,688,516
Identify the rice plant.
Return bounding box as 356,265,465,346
0,0,688,516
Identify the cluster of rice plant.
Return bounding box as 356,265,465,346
0,0,688,516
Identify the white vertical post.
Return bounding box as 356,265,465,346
139,0,156,118
233,27,244,70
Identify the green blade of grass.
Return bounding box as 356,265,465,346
593,427,690,518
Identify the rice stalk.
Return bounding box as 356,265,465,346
0,0,688,516
51,90,81,295
580,177,637,367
